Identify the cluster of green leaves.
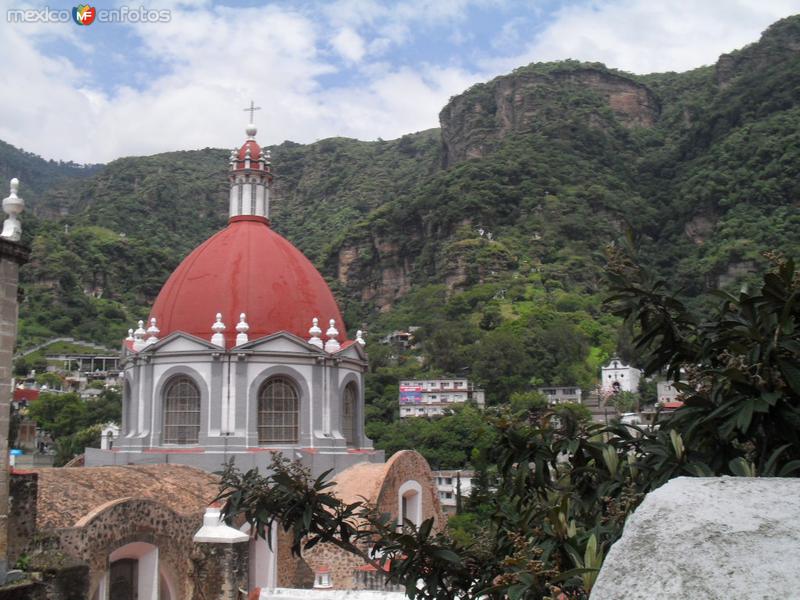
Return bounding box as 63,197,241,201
606,248,800,475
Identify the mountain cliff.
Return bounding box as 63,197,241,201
4,16,800,403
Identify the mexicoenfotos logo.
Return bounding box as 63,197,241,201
72,4,96,25
6,5,171,23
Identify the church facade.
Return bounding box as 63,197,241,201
86,119,383,477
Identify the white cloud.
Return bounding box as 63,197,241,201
1,0,798,164
331,27,367,62
484,0,800,74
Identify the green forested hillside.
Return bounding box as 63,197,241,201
0,140,102,200
4,16,800,421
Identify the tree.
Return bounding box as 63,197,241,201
27,392,86,439
27,387,121,465
217,254,800,599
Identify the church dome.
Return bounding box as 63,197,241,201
149,215,345,348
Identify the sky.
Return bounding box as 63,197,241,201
2,0,799,163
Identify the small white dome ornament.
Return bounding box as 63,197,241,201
356,330,366,347
235,313,249,346
125,329,134,342
245,123,257,138
324,319,340,353
308,317,323,349
1,178,25,242
145,317,160,346
211,313,226,347
132,320,147,352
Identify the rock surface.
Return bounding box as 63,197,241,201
440,67,659,167
591,477,800,600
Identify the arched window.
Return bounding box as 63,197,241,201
342,383,357,447
163,376,200,445
258,377,299,444
398,480,422,529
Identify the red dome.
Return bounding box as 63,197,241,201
149,216,345,348
237,139,261,161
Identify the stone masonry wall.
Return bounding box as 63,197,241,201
0,238,29,578
192,542,248,600
276,528,314,589
7,473,37,566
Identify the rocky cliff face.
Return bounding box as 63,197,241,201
715,16,800,87
334,232,418,312
439,66,660,167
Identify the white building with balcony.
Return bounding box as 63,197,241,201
538,386,582,404
432,470,475,515
398,378,485,418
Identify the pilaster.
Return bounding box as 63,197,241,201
0,238,29,583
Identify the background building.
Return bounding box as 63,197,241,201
432,470,475,515
537,386,582,404
398,378,485,418
601,357,641,394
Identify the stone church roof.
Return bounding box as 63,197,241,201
29,464,219,529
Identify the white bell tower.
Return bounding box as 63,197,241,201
228,101,273,221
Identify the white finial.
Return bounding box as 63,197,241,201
235,312,249,346
125,328,134,342
245,123,257,138
324,318,340,353
145,317,160,346
229,149,237,165
211,312,226,347
2,178,25,241
133,320,146,352
265,149,271,164
308,317,323,349
356,330,366,347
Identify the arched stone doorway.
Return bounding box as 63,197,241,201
92,542,175,600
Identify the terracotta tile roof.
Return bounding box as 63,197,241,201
330,462,389,506
662,401,685,409
29,464,220,529
13,388,39,403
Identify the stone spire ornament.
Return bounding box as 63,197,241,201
1,178,25,241
308,317,323,349
235,313,249,346
125,328,134,342
133,320,147,352
145,317,160,346
211,313,226,347
324,318,340,353
356,330,366,347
